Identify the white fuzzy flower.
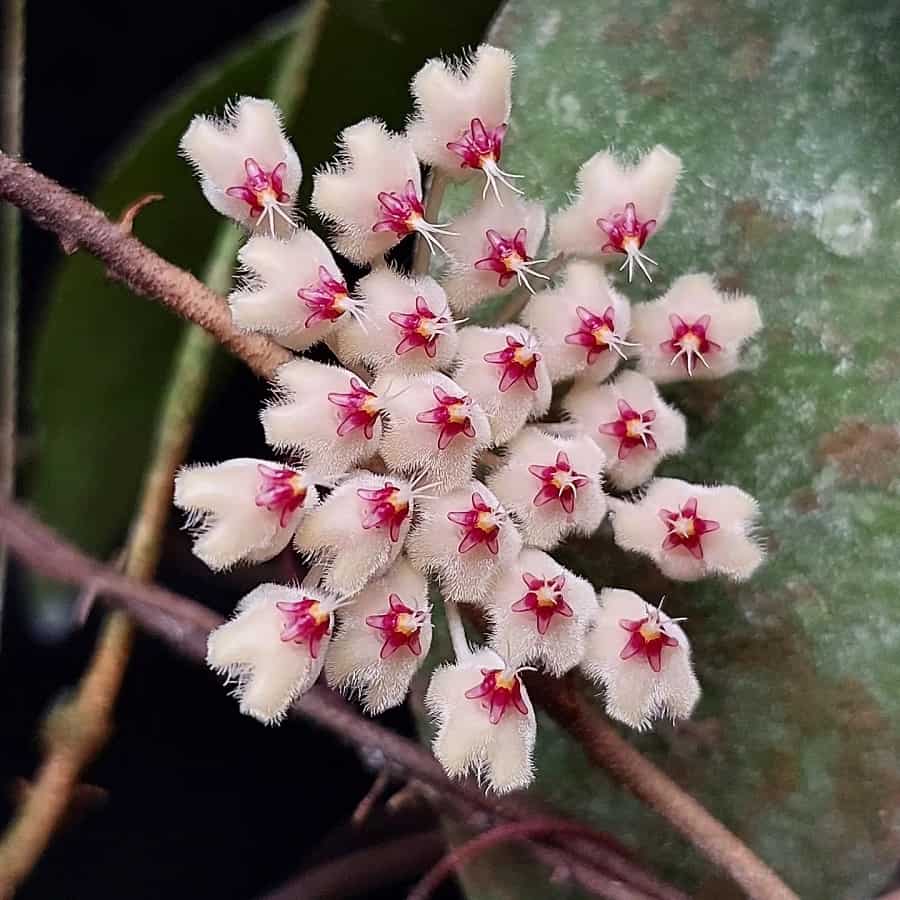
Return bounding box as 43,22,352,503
294,471,415,596
376,371,491,494
332,268,460,376
174,458,319,571
486,549,598,676
453,325,552,446
581,589,700,730
610,478,764,581
520,260,635,384
180,97,301,235
407,45,522,202
261,359,383,477
326,557,432,714
229,230,363,352
206,583,339,724
406,481,522,607
425,647,536,793
550,146,681,282
441,195,547,313
630,274,762,381
311,118,454,264
562,371,687,491
487,427,607,550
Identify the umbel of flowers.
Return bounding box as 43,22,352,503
176,45,764,794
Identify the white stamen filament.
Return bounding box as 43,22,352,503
619,245,658,283
513,258,552,294
481,159,525,205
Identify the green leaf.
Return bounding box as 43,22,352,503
439,1,900,896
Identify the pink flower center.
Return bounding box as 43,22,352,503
365,593,425,659
619,612,678,673
597,201,656,256
327,377,381,440
597,202,658,282
254,464,309,528
447,491,502,555
357,482,410,543
483,334,541,393
225,158,290,218
527,451,589,514
465,667,529,725
388,295,448,359
446,117,508,170
659,497,720,560
598,399,658,460
474,228,531,288
372,179,425,237
415,385,477,451
512,572,574,635
276,597,331,659
661,314,723,376
297,266,351,329
564,304,636,364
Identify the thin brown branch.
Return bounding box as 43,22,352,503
527,675,800,900
0,152,292,379
407,817,639,900
259,831,445,900
0,500,684,900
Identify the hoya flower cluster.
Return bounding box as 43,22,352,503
177,45,764,793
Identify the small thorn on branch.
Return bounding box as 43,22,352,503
117,193,164,234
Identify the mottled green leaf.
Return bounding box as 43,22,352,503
441,1,900,896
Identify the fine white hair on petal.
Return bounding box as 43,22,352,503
179,97,302,230
294,470,413,596
453,325,552,447
311,118,423,265
550,146,681,258
229,230,345,351
425,647,536,794
174,458,319,571
260,359,382,477
206,583,334,725
332,268,459,376
630,273,763,383
610,477,764,582
407,44,514,176
562,370,687,491
485,548,599,677
487,427,607,550
581,588,700,730
520,260,633,384
325,557,432,714
405,480,522,607
375,371,491,494
441,195,547,314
